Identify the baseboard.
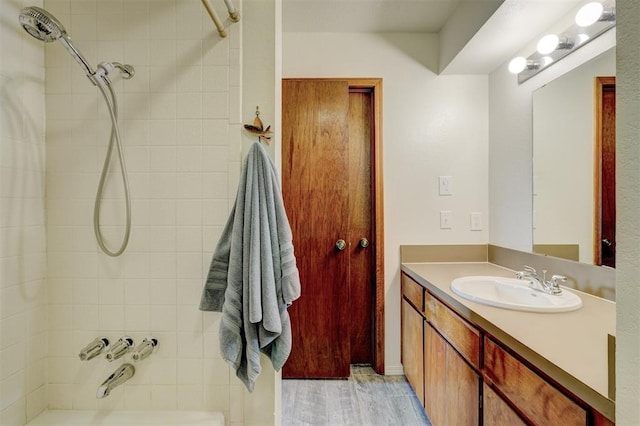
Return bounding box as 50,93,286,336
384,364,404,376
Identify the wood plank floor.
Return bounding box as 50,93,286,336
281,366,432,426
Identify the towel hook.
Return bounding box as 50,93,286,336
243,106,272,144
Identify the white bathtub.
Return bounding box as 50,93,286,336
26,410,224,425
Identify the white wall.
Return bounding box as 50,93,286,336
0,0,49,424
616,0,640,423
283,32,489,373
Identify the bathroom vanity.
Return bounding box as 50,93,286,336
400,260,615,425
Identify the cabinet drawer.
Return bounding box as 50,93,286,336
424,291,480,369
401,273,424,312
484,338,587,425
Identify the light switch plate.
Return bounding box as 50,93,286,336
470,212,482,231
438,176,452,195
440,211,453,229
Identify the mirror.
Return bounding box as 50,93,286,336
532,48,616,266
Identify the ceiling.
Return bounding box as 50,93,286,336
281,0,463,33
281,0,585,74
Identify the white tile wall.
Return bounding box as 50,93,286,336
0,0,49,424
43,0,243,423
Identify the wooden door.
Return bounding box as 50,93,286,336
348,89,374,363
282,79,351,378
595,77,616,267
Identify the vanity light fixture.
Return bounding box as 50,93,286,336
537,34,560,54
508,0,615,83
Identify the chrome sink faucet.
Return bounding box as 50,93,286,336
516,266,565,295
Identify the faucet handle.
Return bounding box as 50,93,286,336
78,337,110,361
551,274,567,285
523,265,537,275
132,337,159,362
106,336,134,362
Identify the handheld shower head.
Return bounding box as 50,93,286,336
19,6,98,79
19,6,66,42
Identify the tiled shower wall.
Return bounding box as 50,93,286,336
0,0,49,424
43,0,243,422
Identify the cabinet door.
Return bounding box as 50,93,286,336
446,342,480,425
402,299,424,405
424,323,446,424
425,323,480,425
483,383,527,426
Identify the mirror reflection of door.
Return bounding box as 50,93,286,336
595,77,615,267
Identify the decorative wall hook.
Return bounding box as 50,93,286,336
244,106,272,144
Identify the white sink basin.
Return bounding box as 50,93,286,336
450,276,583,313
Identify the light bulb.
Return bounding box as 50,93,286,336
577,33,590,44
508,57,527,74
575,2,604,27
537,34,559,55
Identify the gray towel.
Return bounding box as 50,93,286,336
199,141,301,392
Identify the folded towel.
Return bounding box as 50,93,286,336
199,141,301,392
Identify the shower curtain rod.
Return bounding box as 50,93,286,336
200,0,240,38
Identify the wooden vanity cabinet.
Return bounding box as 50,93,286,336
400,272,614,426
401,275,425,406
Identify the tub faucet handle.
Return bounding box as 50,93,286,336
78,337,110,361
105,336,134,362
132,337,159,362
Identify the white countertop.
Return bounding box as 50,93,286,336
401,261,616,419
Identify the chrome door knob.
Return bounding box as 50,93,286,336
359,238,369,248
335,239,347,251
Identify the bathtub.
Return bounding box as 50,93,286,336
26,410,224,425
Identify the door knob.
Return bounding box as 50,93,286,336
359,238,369,248
602,238,612,248
335,239,347,251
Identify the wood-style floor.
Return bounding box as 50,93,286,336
281,366,432,426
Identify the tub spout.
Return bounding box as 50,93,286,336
96,363,135,398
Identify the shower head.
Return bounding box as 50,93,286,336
18,6,135,86
19,6,67,42
19,6,97,79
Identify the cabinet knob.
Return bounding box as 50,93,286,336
359,238,369,248
335,239,347,251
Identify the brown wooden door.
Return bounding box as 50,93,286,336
595,77,616,268
282,79,375,378
348,89,374,364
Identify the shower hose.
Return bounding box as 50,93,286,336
93,82,131,257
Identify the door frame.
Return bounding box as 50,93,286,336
593,76,615,266
282,77,385,374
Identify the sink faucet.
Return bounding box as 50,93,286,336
515,266,565,295
96,363,135,398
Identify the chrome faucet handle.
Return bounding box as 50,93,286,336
106,336,134,362
550,275,567,294
132,337,159,362
78,337,110,361
523,265,537,276
551,274,567,283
